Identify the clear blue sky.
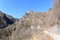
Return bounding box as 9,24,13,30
0,0,53,18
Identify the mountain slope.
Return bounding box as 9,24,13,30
10,0,60,40
0,0,60,40
0,11,17,28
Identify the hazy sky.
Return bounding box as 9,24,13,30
0,0,53,18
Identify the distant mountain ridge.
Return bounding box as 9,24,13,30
0,11,18,28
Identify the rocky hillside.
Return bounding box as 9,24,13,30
0,0,60,40
0,11,18,28
0,10,47,40
10,0,60,40
10,10,55,40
